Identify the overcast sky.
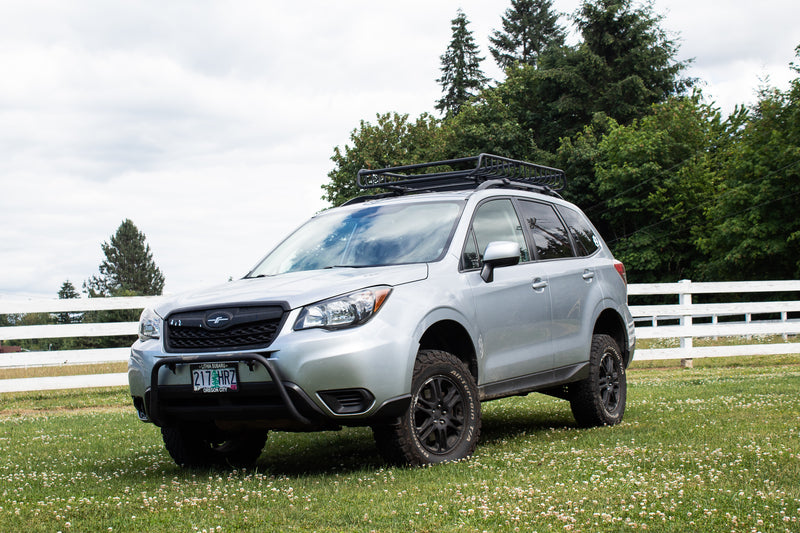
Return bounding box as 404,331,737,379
1,0,799,299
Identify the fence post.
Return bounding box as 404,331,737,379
679,279,693,368
782,311,788,341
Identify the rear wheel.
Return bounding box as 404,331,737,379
373,350,480,466
161,426,268,468
570,334,627,427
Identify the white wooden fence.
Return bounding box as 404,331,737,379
0,296,159,393
630,279,800,360
1,280,799,393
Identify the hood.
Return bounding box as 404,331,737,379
155,263,429,316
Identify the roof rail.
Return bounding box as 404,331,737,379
356,154,567,194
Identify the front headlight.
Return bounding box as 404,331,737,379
294,286,392,330
138,308,163,341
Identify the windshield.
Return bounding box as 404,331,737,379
248,201,463,276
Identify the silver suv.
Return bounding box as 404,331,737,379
129,154,635,468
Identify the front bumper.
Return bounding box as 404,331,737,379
129,303,421,429
146,353,314,426
131,350,411,430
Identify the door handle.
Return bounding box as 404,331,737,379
582,269,595,281
531,278,548,291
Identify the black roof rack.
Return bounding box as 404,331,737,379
356,153,567,195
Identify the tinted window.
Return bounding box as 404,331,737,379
517,200,573,260
559,206,600,256
469,199,529,265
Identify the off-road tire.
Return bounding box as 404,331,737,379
161,426,268,468
569,334,626,427
372,350,480,466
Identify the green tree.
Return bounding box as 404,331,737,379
468,0,692,215
490,54,595,153
437,90,538,161
322,112,442,206
489,0,566,70
56,280,81,326
484,0,691,153
574,0,692,125
84,219,165,297
697,47,800,280
555,112,617,212
80,220,162,349
593,94,731,282
435,10,489,117
58,280,80,299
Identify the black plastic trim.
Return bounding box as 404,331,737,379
478,362,590,401
318,388,376,415
370,394,412,420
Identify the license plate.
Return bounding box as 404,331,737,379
191,362,239,393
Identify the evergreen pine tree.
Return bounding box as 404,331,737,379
489,0,566,69
574,0,691,124
58,280,80,299
435,10,489,117
56,280,81,325
84,219,165,297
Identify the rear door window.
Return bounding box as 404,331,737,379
517,200,573,260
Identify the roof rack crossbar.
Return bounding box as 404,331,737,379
357,154,566,193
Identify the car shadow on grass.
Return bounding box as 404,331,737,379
131,400,580,477
479,407,577,445
255,427,386,476
250,408,578,476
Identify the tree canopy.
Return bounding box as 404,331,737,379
322,112,442,207
56,280,81,326
697,51,800,281
574,0,692,124
321,1,800,282
58,280,80,300
592,94,734,282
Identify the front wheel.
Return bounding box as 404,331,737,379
570,334,627,427
373,350,481,466
161,426,268,468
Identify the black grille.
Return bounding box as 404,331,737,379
164,305,286,353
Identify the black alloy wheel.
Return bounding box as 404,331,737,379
413,374,467,455
597,350,622,414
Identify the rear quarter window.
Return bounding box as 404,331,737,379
559,205,600,256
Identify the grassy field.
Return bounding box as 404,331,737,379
1,357,799,532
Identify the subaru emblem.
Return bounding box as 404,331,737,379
205,311,233,329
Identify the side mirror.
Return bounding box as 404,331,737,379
480,241,521,283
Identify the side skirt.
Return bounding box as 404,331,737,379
478,362,589,402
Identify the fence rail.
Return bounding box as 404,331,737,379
1,280,799,392
0,296,159,393
629,279,800,361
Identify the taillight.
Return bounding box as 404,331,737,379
613,260,627,285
